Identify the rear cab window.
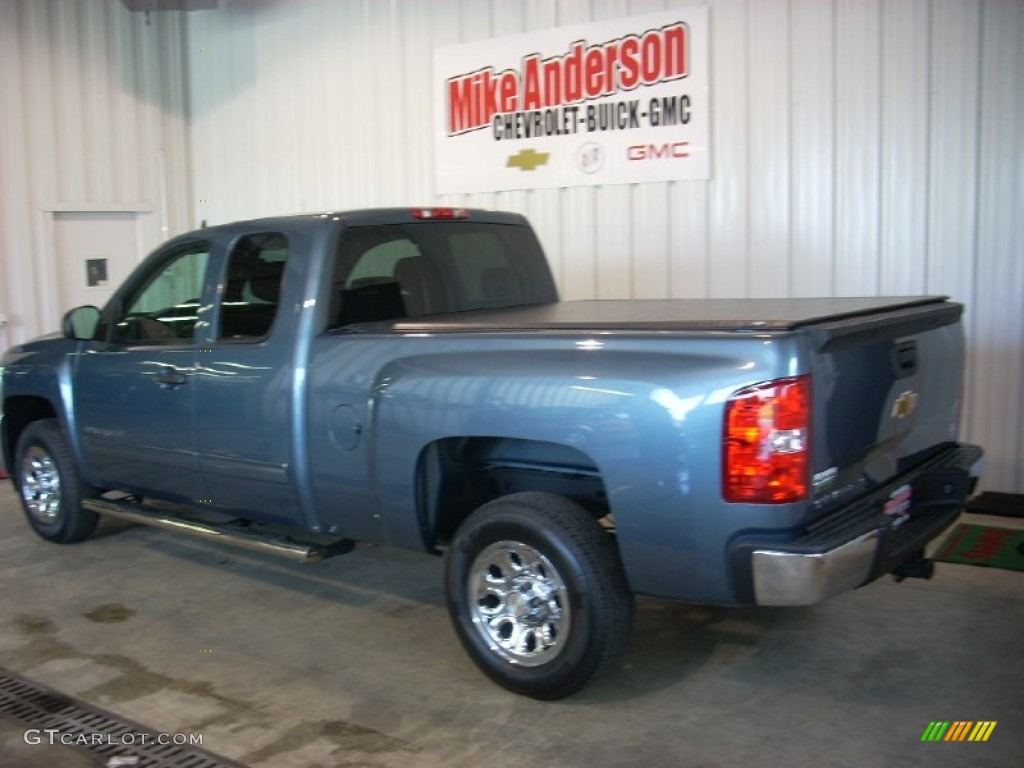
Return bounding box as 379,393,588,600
327,221,555,329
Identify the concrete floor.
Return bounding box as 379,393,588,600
0,481,1020,768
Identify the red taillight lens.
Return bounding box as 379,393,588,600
411,207,469,220
723,375,811,503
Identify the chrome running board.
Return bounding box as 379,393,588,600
83,497,354,562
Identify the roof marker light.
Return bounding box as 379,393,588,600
411,207,469,220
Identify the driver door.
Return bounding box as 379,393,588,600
73,240,212,502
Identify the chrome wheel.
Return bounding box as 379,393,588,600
20,446,63,526
14,419,99,544
468,540,571,667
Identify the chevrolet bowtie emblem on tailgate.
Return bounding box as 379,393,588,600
892,390,919,419
507,149,550,171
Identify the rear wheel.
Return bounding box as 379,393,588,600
445,492,633,699
14,419,99,543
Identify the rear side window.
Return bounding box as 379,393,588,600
327,222,556,328
218,232,289,340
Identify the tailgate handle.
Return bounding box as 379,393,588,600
892,341,918,378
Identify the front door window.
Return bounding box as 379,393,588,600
110,244,209,343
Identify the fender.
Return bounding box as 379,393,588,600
1,336,97,486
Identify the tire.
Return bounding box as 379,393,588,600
14,419,99,544
445,492,633,699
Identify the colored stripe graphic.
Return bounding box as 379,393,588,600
968,722,997,742
921,721,997,742
945,721,972,741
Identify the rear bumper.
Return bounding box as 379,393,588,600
750,530,880,606
732,443,983,606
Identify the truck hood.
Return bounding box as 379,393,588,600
1,331,66,365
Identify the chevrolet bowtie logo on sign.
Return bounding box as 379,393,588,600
921,721,997,742
506,149,550,171
891,390,919,419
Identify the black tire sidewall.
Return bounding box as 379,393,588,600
446,496,624,699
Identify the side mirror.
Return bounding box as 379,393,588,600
62,306,102,340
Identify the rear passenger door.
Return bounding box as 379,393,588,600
194,231,301,524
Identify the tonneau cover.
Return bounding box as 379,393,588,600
386,296,950,334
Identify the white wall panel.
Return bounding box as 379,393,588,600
2,0,1020,491
879,0,931,295
668,181,709,298
595,186,634,299
0,2,36,347
834,0,882,297
747,0,791,298
790,0,835,297
965,0,1024,491
632,183,671,299
926,0,980,302
0,0,190,349
561,188,598,299
706,0,749,298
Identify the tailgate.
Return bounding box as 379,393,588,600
805,299,969,519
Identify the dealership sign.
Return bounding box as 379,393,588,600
434,8,709,193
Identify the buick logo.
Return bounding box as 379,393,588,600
576,142,604,174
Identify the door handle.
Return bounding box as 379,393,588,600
891,341,918,379
153,367,187,388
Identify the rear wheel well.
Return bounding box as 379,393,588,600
417,437,611,549
2,396,58,474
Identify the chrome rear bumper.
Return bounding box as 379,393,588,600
751,531,879,606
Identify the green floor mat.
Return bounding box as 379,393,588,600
934,523,1024,572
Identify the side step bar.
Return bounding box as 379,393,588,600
82,497,354,563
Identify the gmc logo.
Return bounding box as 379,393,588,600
627,142,690,161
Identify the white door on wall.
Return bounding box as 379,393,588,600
54,211,140,315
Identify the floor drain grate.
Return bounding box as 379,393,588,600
0,666,248,768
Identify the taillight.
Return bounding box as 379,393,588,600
411,207,469,220
723,375,811,503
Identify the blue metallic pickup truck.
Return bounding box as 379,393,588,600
1,208,982,698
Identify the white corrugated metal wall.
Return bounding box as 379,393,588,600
1,0,1021,492
0,0,191,347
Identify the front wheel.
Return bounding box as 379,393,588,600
14,419,99,543
445,492,633,699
